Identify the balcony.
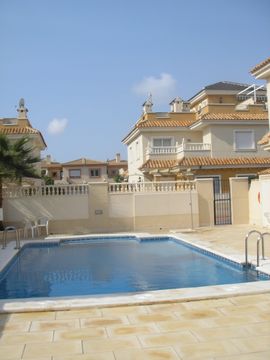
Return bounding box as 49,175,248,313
146,142,211,160
146,146,177,155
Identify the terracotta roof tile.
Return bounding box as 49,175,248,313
200,113,268,121
0,126,40,135
258,132,270,145
137,118,196,128
122,117,196,142
177,157,270,167
41,160,62,169
107,160,128,165
0,125,47,148
140,159,178,169
250,57,270,74
62,158,107,166
140,157,270,170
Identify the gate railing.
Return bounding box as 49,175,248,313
213,179,232,225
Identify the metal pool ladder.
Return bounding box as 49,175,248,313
245,230,270,267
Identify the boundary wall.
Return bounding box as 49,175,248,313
3,180,213,234
249,175,270,228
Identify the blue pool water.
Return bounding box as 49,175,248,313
0,237,268,299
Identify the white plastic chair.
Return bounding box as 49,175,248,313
24,220,38,239
36,217,49,236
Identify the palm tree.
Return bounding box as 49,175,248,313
0,134,40,230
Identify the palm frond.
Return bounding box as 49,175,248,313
0,135,41,182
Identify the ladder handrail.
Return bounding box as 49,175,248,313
261,232,270,261
257,238,261,268
245,230,263,267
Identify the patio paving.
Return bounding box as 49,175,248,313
0,224,270,359
0,292,270,359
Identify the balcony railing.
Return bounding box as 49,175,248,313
146,146,177,155
109,180,196,193
177,143,211,152
146,143,211,156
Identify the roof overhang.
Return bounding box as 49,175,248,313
251,63,270,80
190,119,268,131
122,127,140,144
174,163,270,170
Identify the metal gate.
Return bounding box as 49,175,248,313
213,179,232,225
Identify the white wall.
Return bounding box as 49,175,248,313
4,195,89,222
109,194,134,218
3,182,203,234
127,135,145,182
249,176,270,228
260,175,270,227
209,124,269,157
249,180,262,226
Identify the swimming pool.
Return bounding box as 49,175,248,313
0,236,268,299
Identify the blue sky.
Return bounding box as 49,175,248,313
1,0,269,162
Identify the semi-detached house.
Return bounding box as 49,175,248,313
123,81,270,183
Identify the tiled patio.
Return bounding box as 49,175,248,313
0,224,270,359
0,293,270,359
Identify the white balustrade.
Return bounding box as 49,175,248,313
177,143,211,152
109,181,196,193
147,143,211,156
3,182,196,197
3,184,89,198
146,146,177,155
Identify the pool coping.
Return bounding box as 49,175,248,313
0,232,270,313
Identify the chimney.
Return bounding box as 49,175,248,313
17,98,28,119
170,97,190,112
142,94,153,114
170,97,182,112
116,153,121,163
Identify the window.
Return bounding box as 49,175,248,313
234,130,255,151
153,138,172,147
69,169,81,178
90,168,100,177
